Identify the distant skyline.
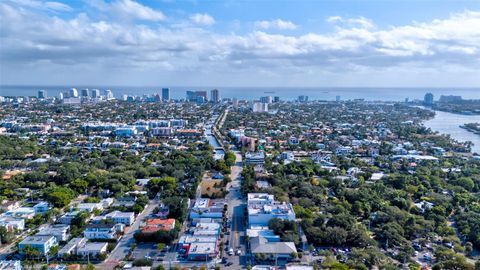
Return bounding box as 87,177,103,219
1,0,480,87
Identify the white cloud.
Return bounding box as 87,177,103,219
254,19,297,30
111,0,166,21
327,15,374,29
190,13,215,25
0,2,479,86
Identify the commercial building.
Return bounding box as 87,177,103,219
19,235,58,255
38,90,47,99
424,93,434,105
151,127,173,137
114,126,137,137
69,88,79,98
91,89,100,98
247,193,296,226
252,102,268,113
162,88,170,101
190,199,225,219
210,89,220,103
186,242,217,261
439,95,462,103
250,236,297,260
80,89,89,98
186,91,208,102
298,95,308,102
245,152,265,165
260,96,273,104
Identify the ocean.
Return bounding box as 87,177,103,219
1,85,479,101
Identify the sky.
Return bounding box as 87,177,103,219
1,0,480,87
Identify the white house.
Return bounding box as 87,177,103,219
0,216,25,231
105,211,135,226
84,224,121,240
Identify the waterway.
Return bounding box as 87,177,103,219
204,114,225,160
421,108,480,154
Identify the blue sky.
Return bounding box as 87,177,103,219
1,0,480,87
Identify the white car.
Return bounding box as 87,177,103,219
228,248,234,255
236,250,241,255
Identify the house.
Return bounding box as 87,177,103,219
105,211,135,226
4,207,35,219
19,235,58,255
0,216,25,231
247,193,296,226
36,224,70,242
0,261,21,270
77,242,108,258
58,211,87,225
33,202,50,214
58,238,88,257
142,218,176,233
100,198,114,208
0,201,21,212
84,223,122,240
113,196,136,208
77,203,103,213
288,137,299,145
250,236,297,261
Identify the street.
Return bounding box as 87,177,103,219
223,150,247,269
97,199,160,270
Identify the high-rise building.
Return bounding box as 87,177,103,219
58,92,64,100
232,98,239,108
196,95,206,104
186,91,208,102
273,96,280,103
336,96,341,102
210,89,220,103
38,90,47,99
80,89,89,97
298,95,309,102
252,102,268,113
423,93,434,105
104,90,114,100
91,89,100,98
260,96,273,104
162,88,170,101
439,95,462,103
69,88,79,98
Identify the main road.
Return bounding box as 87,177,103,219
224,150,247,269
97,199,160,270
